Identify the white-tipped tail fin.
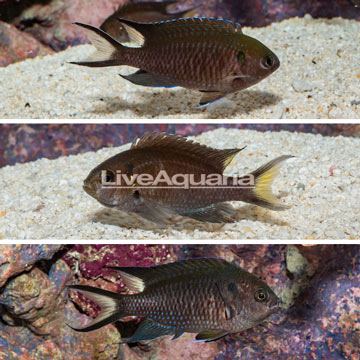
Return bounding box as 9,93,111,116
71,23,123,67
67,285,124,332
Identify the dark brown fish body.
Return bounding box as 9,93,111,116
68,258,281,343
83,133,292,224
100,1,198,42
73,18,280,106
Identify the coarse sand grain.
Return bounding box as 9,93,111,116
0,16,359,119
0,128,359,240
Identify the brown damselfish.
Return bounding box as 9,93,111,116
68,258,281,343
72,17,280,106
83,132,292,224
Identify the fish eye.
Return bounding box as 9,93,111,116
237,51,245,63
102,170,115,183
261,55,274,69
254,289,268,302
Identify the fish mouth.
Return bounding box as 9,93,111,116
269,299,282,314
83,183,95,196
254,299,282,322
96,198,119,208
83,182,120,208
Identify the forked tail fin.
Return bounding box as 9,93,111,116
70,23,125,67
67,285,125,332
246,155,293,210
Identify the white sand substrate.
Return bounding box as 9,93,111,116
0,128,359,240
0,16,359,119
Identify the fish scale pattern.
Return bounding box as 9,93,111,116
122,278,224,332
151,17,242,35
122,18,245,88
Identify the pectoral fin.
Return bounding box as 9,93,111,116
194,329,228,343
215,281,238,321
120,70,175,88
198,91,225,108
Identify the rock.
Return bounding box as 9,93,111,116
292,79,313,92
0,244,171,360
10,0,126,52
0,20,53,66
0,248,130,359
2,124,360,169
0,244,62,287
0,260,71,335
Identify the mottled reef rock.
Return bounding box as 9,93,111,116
0,244,359,359
0,244,61,287
0,20,53,66
0,0,359,65
0,245,170,359
1,124,360,168
1,0,125,53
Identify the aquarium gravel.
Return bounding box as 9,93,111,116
0,128,359,240
0,16,359,119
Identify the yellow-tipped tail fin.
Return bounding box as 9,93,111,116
250,155,293,211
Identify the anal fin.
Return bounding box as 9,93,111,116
120,70,175,88
194,329,228,343
198,91,225,108
179,202,236,223
121,318,173,343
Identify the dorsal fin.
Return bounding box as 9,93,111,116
130,132,244,173
117,17,242,47
107,258,242,292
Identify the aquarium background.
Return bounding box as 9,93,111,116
0,244,359,359
0,0,359,66
1,123,360,168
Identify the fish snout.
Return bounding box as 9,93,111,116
269,297,282,312
83,181,96,196
260,53,280,73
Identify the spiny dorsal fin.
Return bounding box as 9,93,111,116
117,17,242,47
131,132,244,173
154,17,242,34
107,258,243,292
